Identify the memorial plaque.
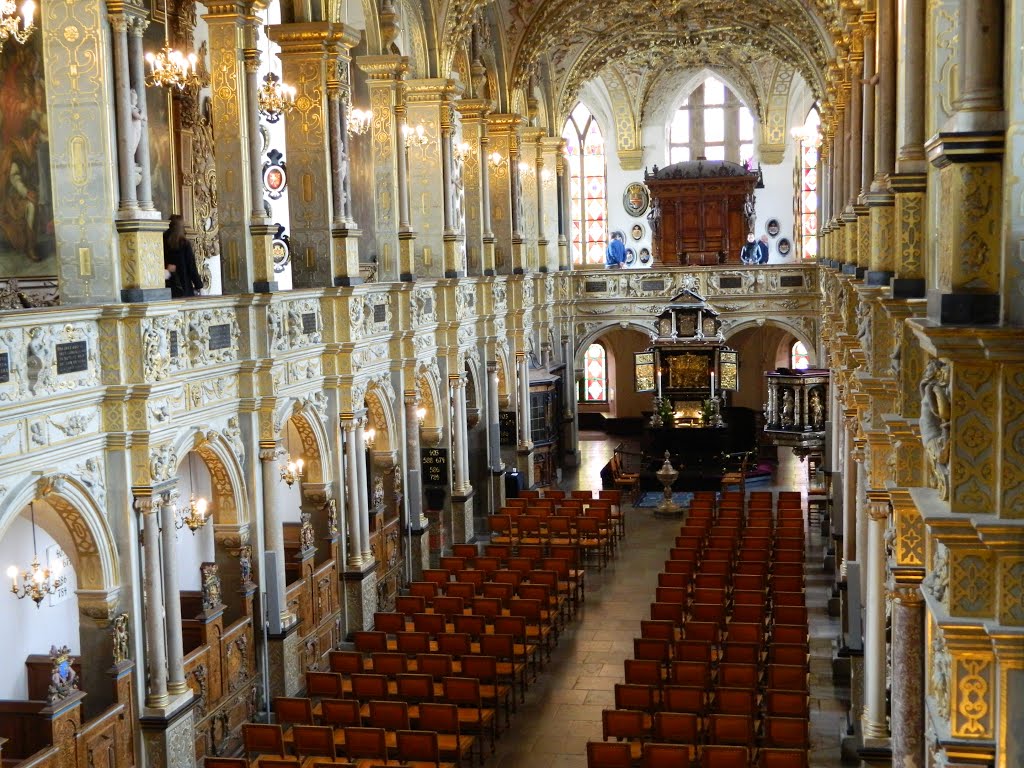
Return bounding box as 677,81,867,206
373,304,387,324
499,411,517,446
301,312,317,334
421,447,448,487
0,352,9,383
780,275,804,288
584,280,607,293
169,331,179,359
55,341,89,374
208,324,232,350
640,280,666,292
719,276,742,289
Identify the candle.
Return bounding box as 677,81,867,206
710,371,715,398
656,370,662,399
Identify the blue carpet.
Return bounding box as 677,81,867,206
637,491,695,508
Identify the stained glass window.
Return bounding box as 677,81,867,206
791,341,810,370
562,104,607,266
796,108,821,260
583,343,608,402
669,76,755,165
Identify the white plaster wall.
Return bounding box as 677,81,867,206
0,514,80,700
174,452,216,591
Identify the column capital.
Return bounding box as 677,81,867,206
404,389,420,404
267,21,361,55
133,492,158,515
887,582,924,605
259,440,281,462
77,589,123,628
356,53,410,82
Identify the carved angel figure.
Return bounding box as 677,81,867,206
931,633,951,721
112,613,130,665
781,388,795,428
809,388,825,429
919,358,951,500
922,542,949,604
27,326,56,394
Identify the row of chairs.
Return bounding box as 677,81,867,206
591,490,812,768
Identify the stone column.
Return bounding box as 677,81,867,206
562,334,580,465
538,137,563,273
517,352,532,448
458,99,492,276
326,57,362,281
342,417,364,566
270,21,361,288
889,581,924,766
487,114,526,273
557,152,571,270
841,421,858,580
890,0,928,297
954,0,1004,126
354,416,373,563
846,46,863,212
357,55,411,281
126,18,155,210
859,13,877,201
864,0,897,287
404,392,427,528
158,491,188,695
862,496,890,742
259,442,289,624
242,41,279,293
486,362,501,472
137,495,168,708
107,11,137,215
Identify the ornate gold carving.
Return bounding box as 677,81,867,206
949,549,995,618
952,655,993,739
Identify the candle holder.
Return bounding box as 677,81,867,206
653,451,686,519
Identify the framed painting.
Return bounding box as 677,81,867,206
623,182,650,217
0,33,57,277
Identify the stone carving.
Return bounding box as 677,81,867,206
931,631,950,721
75,456,106,509
352,342,390,371
47,645,79,703
150,444,178,483
349,293,392,339
112,613,130,665
326,497,339,537
149,400,171,423
26,326,57,394
855,299,870,346
129,89,145,185
300,511,315,552
222,416,245,465
50,411,95,438
302,391,328,424
919,358,951,500
522,276,534,307
411,287,436,325
201,562,222,611
268,305,287,352
141,320,173,383
492,281,507,312
238,545,254,588
184,308,241,367
780,388,795,428
456,283,476,319
922,542,949,604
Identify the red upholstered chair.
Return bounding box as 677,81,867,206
652,711,700,744
587,741,633,768
601,709,647,763
643,742,693,768
707,713,756,748
661,685,705,716
701,744,750,768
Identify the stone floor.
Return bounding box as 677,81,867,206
482,434,850,767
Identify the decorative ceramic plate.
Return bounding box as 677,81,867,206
777,237,792,256
766,218,781,237
631,223,645,241
639,247,652,264
623,182,651,217
625,247,637,265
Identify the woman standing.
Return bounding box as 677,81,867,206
163,215,204,297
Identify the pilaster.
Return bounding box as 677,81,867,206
487,114,527,273
458,99,493,276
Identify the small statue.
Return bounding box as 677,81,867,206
781,388,795,428
919,358,951,499
299,511,315,552
809,389,825,429
201,562,222,611
47,645,79,703
129,88,146,185
238,545,253,587
112,613,130,665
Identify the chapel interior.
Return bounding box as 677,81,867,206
0,0,1020,767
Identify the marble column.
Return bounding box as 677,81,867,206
517,352,531,448
450,376,466,493
486,362,501,472
557,152,571,270
873,0,897,187
137,495,168,708
954,0,1003,126
259,442,289,623
890,582,924,766
342,418,364,565
859,14,876,199
158,491,188,695
862,497,890,741
108,13,137,214
458,99,492,276
478,116,496,274
355,417,372,563
126,19,155,210
846,50,863,211
841,422,858,580
405,392,427,528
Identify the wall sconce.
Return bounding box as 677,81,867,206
402,122,429,148
453,141,472,164
416,407,427,423
348,107,373,136
365,427,376,448
488,151,504,168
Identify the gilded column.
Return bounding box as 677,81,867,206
242,40,279,292
488,114,526,274
519,128,542,272
126,17,155,210
203,1,260,293
107,8,137,214
271,21,361,288
890,582,925,766
539,137,563,273
342,417,364,565
159,491,188,695
137,495,169,708
357,55,410,281
859,12,877,201
862,496,890,742
866,0,897,285
259,442,290,625
405,392,427,528
891,0,928,297
458,99,492,276
327,57,361,280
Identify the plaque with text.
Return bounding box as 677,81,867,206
499,411,517,446
373,304,387,323
421,447,448,487
0,352,9,383
301,312,317,334
55,341,89,374
208,324,232,350
169,331,179,359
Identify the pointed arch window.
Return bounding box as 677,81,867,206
795,107,821,260
669,75,755,165
583,342,608,402
791,341,810,370
562,103,607,266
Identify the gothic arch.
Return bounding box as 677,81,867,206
0,474,120,594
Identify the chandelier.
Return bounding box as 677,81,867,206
453,140,472,164
6,503,65,608
402,122,429,148
348,107,373,136
175,456,211,533
0,0,34,53
258,71,296,124
145,0,202,90
279,428,305,487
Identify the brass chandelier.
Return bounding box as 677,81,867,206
257,71,296,124
6,502,65,608
348,106,373,136
279,427,305,487
145,0,202,90
176,456,211,533
0,0,34,53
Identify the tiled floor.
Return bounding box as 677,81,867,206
483,435,849,767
